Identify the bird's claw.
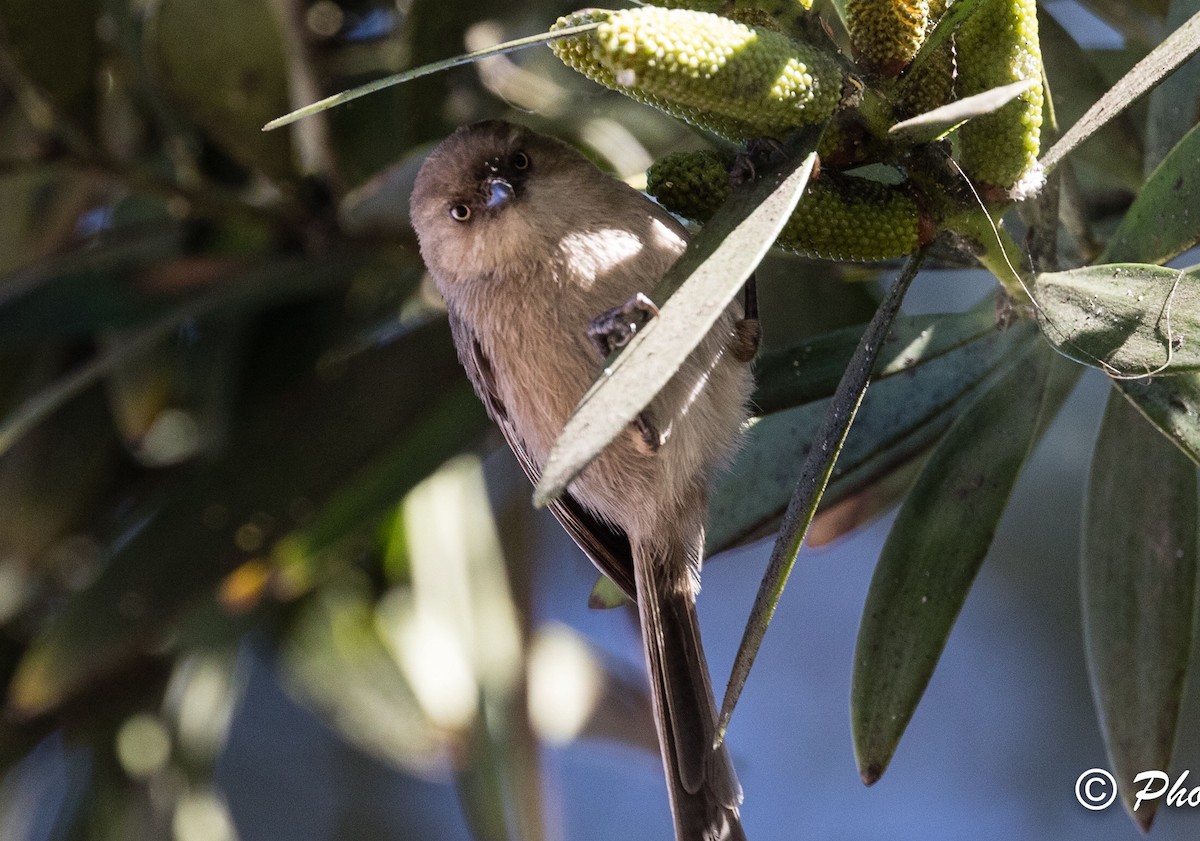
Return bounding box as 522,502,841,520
588,292,661,358
730,137,787,186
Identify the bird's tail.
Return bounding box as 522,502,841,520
633,542,746,841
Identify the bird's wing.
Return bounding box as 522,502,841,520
447,310,637,601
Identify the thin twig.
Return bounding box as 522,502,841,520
715,246,928,747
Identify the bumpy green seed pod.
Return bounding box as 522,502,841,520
651,0,726,11
894,0,956,117
816,109,889,168
956,0,1043,193
653,0,814,14
648,149,732,222
647,149,924,261
550,8,843,143
552,12,758,140
847,0,934,76
895,41,955,117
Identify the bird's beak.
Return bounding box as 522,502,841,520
485,178,514,209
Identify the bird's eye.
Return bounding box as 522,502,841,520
512,151,530,170
449,204,471,222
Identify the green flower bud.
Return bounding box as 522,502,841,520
894,0,956,118
847,0,934,76
551,8,843,142
647,149,925,261
956,0,1043,193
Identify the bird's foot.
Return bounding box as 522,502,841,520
730,318,761,362
730,137,787,185
588,292,660,358
633,412,664,454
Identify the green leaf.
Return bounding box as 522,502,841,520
533,130,822,507
148,0,294,179
1035,264,1199,374
1041,9,1200,175
1083,388,1198,831
753,300,1002,415
274,384,488,571
809,455,928,547
102,318,244,467
1102,122,1200,264
708,319,1036,554
851,344,1066,783
262,23,601,131
1117,372,1200,464
456,715,517,841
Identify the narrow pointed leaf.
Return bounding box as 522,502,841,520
533,132,821,507
456,718,515,841
400,458,539,841
1035,264,1199,374
753,300,1002,415
1084,388,1198,830
261,23,600,130
0,227,184,328
1101,123,1200,264
708,320,1036,553
808,456,926,547
1042,10,1200,174
889,79,1038,142
852,345,1065,784
1118,372,1200,464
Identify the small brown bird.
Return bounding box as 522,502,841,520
410,120,754,841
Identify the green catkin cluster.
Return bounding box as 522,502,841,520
649,0,726,11
648,149,733,222
847,0,935,77
550,7,843,143
652,0,814,15
956,0,1043,194
894,0,956,117
647,150,923,261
